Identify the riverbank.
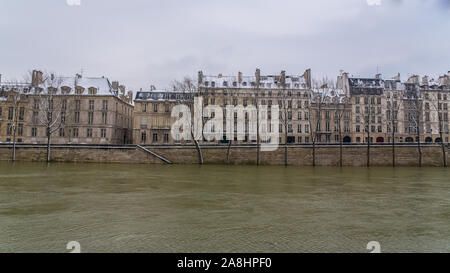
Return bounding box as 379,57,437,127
0,143,448,167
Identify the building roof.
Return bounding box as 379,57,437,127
200,74,309,90
135,90,193,102
348,78,384,95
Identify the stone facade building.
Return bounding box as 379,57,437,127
0,70,134,145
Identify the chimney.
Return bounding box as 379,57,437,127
119,85,126,96
198,71,203,85
31,70,43,87
150,85,156,91
407,75,419,84
112,81,119,91
393,73,401,81
218,73,222,78
422,75,429,86
0,74,2,83
303,68,312,89
280,70,286,87
238,71,243,84
76,73,82,79
255,68,261,86
375,73,382,79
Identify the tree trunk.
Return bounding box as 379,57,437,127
392,129,395,167
227,140,232,164
440,131,447,167
417,131,422,167
367,131,371,168
12,127,17,161
46,127,51,163
193,139,203,165
284,129,288,166
339,133,343,168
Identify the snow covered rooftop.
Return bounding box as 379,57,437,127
200,74,309,90
135,90,193,102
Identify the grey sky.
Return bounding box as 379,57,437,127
0,0,449,90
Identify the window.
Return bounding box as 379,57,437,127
7,123,12,135
88,112,94,124
297,124,302,133
164,133,169,143
31,127,37,137
8,107,13,120
153,104,158,112
141,131,147,143
102,100,108,110
74,112,80,123
18,124,23,136
298,112,302,120
165,104,169,113
101,129,106,138
75,100,81,110
87,128,93,138
19,107,25,120
102,112,107,124
73,128,79,138
153,133,158,142
59,128,65,137
89,100,94,110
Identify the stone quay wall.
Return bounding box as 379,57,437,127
0,143,448,167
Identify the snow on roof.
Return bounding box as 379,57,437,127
46,76,116,96
200,74,308,89
135,90,193,102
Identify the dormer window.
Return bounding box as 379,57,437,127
242,82,247,86
61,86,71,94
47,87,58,94
205,81,209,87
75,86,85,95
211,81,216,87
88,87,97,95
223,81,228,87
233,82,237,87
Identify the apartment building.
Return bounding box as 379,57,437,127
0,70,134,144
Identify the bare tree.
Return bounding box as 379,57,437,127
308,79,331,166
405,91,423,167
277,71,291,166
428,92,447,167
386,91,403,167
360,95,375,167
171,76,203,164
34,73,65,162
332,93,350,167
4,83,24,161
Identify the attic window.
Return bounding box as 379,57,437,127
205,82,209,87
233,82,237,87
211,81,216,87
88,87,97,95
242,82,247,86
75,87,85,95
223,81,228,87
61,86,71,94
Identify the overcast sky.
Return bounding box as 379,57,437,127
0,0,449,90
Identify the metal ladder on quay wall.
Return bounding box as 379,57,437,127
136,145,173,164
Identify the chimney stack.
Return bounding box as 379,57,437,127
150,85,156,91
31,70,43,87
198,71,203,85
119,85,126,96
112,81,119,91
408,75,419,84
303,68,312,89
422,75,429,86
255,68,261,86
280,70,286,87
375,73,382,79
238,71,243,84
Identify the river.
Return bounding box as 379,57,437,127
0,162,449,253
